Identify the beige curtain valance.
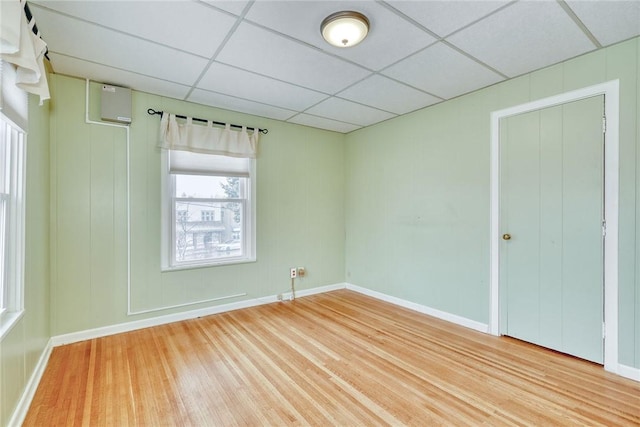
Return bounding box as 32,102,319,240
159,113,259,159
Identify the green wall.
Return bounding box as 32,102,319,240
3,34,640,426
0,95,51,425
49,75,346,335
345,37,640,369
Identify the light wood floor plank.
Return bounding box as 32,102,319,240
24,290,640,426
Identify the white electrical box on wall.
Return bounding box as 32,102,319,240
101,84,132,124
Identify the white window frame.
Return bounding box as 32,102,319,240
161,150,256,271
0,113,26,340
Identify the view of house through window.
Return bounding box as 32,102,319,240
163,150,255,269
173,174,246,264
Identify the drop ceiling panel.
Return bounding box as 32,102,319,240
32,6,209,85
245,1,437,70
566,0,640,46
288,114,361,133
201,0,249,16
385,0,511,37
305,97,396,126
337,74,442,115
447,1,596,77
197,62,327,111
382,42,504,99
49,53,192,100
31,1,236,58
188,89,296,121
216,22,371,94
29,0,640,134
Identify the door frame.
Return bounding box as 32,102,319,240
489,80,620,373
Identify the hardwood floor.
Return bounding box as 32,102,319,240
25,290,640,426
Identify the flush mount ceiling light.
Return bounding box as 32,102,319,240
321,11,370,48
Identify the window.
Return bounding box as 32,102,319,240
176,210,188,222
162,150,255,269
0,113,26,338
201,210,218,222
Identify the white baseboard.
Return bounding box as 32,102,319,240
9,280,638,427
617,364,640,382
51,283,348,347
345,283,489,333
43,281,640,383
51,282,490,347
8,338,54,427
281,282,346,301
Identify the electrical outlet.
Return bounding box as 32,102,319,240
298,267,306,277
290,267,297,279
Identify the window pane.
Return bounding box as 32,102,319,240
0,122,9,311
175,200,243,263
175,175,244,199
0,113,25,325
0,199,5,310
0,121,8,192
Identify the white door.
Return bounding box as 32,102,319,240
499,95,604,364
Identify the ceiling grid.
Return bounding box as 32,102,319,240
29,0,640,133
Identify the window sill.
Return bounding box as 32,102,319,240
161,257,256,273
0,310,25,341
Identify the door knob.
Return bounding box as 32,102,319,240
502,234,511,241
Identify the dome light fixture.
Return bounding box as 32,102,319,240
321,11,370,48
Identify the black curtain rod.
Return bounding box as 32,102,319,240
24,2,50,61
147,108,268,134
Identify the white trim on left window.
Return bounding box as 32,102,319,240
0,112,26,340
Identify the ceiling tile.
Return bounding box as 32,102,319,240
31,1,236,58
32,6,209,85
188,89,296,121
385,0,511,37
337,75,441,115
197,62,327,111
382,42,504,99
566,0,640,46
216,22,371,94
305,97,396,127
201,0,249,16
287,114,361,133
48,53,192,100
29,0,638,135
447,1,596,77
245,1,436,70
